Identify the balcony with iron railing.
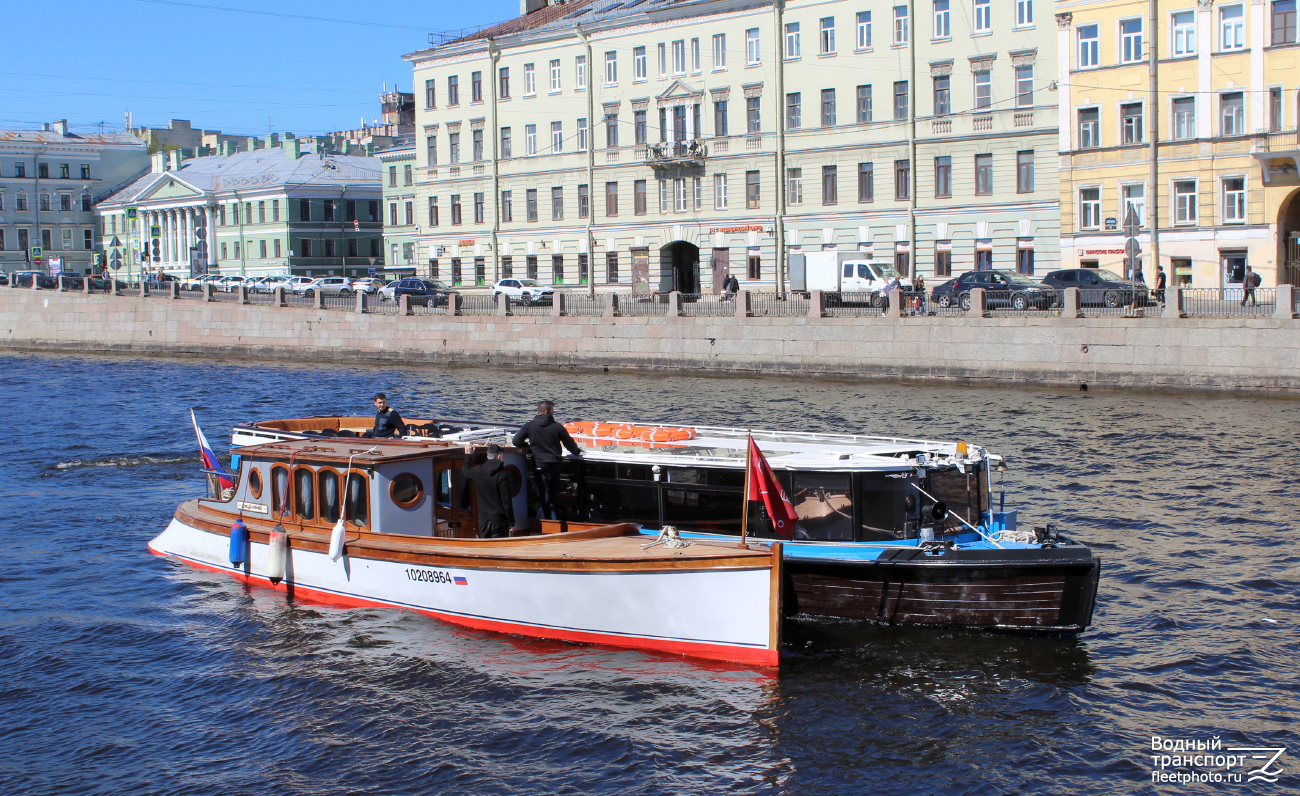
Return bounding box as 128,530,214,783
643,140,707,167
1251,127,1300,154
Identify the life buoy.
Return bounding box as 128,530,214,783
569,422,698,441
614,425,640,440
564,421,596,436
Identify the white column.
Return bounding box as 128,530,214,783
1197,0,1214,140
1250,0,1266,133
163,210,173,265
204,206,216,271
1056,13,1072,154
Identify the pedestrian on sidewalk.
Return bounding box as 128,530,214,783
1241,266,1261,306
1153,265,1167,307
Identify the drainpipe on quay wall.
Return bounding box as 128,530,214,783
488,38,503,284
577,25,597,297
773,0,787,292
1147,0,1160,282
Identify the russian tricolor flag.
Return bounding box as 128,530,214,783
191,409,234,490
454,576,468,586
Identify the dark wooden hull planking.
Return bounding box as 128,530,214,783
784,546,1100,632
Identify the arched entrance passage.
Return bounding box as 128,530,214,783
1278,186,1300,286
660,241,701,294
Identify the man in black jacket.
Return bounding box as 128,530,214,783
512,400,583,520
461,444,516,538
369,393,407,438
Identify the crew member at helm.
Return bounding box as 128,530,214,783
368,392,408,438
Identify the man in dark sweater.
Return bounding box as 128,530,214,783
370,393,407,438
461,444,517,538
512,400,583,520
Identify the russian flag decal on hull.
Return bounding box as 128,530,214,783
454,576,468,585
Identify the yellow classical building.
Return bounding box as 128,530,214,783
1055,0,1300,289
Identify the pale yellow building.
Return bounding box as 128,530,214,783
1056,0,1300,290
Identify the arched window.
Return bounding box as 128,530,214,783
345,472,368,527
248,467,263,499
271,466,289,516
318,469,340,523
294,467,315,520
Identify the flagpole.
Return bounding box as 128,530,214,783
740,432,752,548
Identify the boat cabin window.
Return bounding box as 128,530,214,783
318,469,341,523
248,468,263,499
271,465,289,515
790,472,854,540
294,467,315,520
663,487,743,533
391,473,424,508
618,463,654,481
928,466,989,530
345,473,368,527
857,471,913,541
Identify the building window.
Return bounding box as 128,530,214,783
574,118,586,151
81,164,91,179
1174,180,1198,224
525,125,537,156
550,121,563,153
934,0,950,38
821,89,837,126
476,256,488,283
974,0,991,32
469,130,482,161
37,163,48,179
448,75,460,105
894,159,910,200
820,17,836,53
748,253,761,280
634,180,647,215
605,51,617,84
551,254,564,284
894,81,908,120
549,59,562,92
1077,24,1100,67
1223,177,1246,222
669,40,684,74
275,239,282,257
714,173,728,209
474,193,485,224
1270,87,1284,131
658,178,670,213
932,76,949,116
606,251,619,283
1172,97,1196,140
497,128,511,159
1221,5,1245,50
747,96,761,133
634,47,647,80
786,92,802,129
298,200,310,222
605,182,618,216
1017,150,1034,193
501,256,514,279
1015,66,1033,107
84,229,94,250
578,184,589,218
816,165,837,205
786,168,803,205
472,71,483,102
1274,0,1297,44
388,165,398,187
858,162,874,202
974,71,991,110
746,170,760,208
713,34,727,69
425,79,436,107
1078,107,1100,148
451,195,462,225
499,191,511,223
634,110,648,144
1017,248,1034,275
975,250,992,270
1121,19,1144,63
935,249,952,276
429,196,439,226
59,163,69,179
858,11,873,48
576,56,586,90
547,186,561,221
785,23,801,58
405,200,415,225
524,63,536,95
693,175,702,210
746,28,761,63
1172,12,1196,55
975,154,993,195
934,156,951,197
673,177,688,211
526,189,538,222
714,101,728,135
499,67,510,98
60,194,72,211
692,37,701,72
605,114,619,148
1121,103,1144,144
1016,0,1033,25
1122,184,1146,226
894,6,910,43
449,132,461,163
1221,92,1245,136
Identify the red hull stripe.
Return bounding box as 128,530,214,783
152,548,779,667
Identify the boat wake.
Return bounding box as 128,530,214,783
51,454,197,471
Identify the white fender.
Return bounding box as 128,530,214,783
267,524,287,584
328,518,346,563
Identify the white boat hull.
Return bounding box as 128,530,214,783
148,518,779,666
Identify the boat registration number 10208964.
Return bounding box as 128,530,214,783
406,568,465,585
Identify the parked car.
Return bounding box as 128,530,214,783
1040,268,1152,307
350,277,387,295
492,278,554,305
180,274,219,290
285,276,316,294
390,278,453,307
10,271,59,289
0,271,8,286
248,275,292,293
931,270,1053,311
301,277,355,298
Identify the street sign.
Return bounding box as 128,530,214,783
1124,238,1141,259
353,219,360,231
368,266,377,276
1104,217,1118,231
33,257,43,268
109,236,122,248
110,250,123,270
150,225,161,237
30,246,43,259
126,207,137,219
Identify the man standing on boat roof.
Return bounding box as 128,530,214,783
368,393,408,438
512,400,583,520
461,444,517,538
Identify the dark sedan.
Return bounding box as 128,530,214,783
1040,268,1152,307
9,271,60,289
390,278,452,307
931,269,1054,310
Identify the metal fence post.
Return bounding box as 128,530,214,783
551,292,565,317
1162,288,1185,319
808,290,824,318
966,287,986,318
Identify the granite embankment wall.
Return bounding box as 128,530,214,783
2,289,1299,394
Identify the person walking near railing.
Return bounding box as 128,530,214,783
721,273,739,301
912,274,926,316
1241,266,1261,306
1153,265,1167,308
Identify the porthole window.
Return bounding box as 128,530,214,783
248,467,263,499
390,472,424,508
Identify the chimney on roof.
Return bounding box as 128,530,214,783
365,142,375,157
54,120,69,136
168,150,183,170
521,0,549,15
286,139,302,160
151,152,167,173
269,133,281,148
246,137,259,152
42,122,51,132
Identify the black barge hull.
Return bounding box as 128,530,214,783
785,546,1101,632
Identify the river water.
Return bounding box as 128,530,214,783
1,352,1295,795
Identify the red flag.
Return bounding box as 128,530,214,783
746,436,799,540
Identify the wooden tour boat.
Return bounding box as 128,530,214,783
231,416,1101,634
149,439,783,666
